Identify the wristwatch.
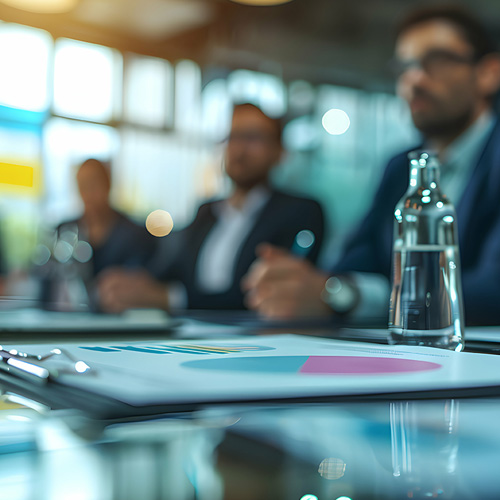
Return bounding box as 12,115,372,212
321,275,360,315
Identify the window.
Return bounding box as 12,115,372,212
175,59,202,134
123,55,173,128
201,78,232,142
0,23,51,113
53,38,122,122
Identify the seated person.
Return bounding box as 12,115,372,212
242,5,500,326
39,159,157,310
97,103,325,312
59,158,157,276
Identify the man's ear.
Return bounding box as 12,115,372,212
476,53,500,98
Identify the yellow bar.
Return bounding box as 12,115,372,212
0,163,34,188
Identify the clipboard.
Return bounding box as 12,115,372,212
1,335,500,420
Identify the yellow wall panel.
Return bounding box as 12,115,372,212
0,163,34,188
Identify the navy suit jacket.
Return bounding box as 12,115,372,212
151,189,325,310
333,118,500,325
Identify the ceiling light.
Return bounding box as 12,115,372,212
230,0,293,5
0,0,79,14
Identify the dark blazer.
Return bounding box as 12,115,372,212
333,118,500,325
151,189,325,310
38,212,156,311
59,211,158,276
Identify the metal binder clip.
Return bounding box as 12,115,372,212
0,346,93,384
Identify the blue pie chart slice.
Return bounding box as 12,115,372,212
182,356,442,374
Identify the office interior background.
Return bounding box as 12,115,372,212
0,0,498,273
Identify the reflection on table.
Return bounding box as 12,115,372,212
1,394,500,500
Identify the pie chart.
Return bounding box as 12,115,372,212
182,356,442,375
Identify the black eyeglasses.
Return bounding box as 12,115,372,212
389,49,477,78
226,131,279,145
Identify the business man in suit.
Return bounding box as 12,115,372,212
98,103,324,312
243,6,500,325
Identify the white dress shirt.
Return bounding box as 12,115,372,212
167,186,271,309
195,186,271,292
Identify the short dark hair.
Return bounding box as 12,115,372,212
232,102,283,143
78,158,112,185
396,4,497,60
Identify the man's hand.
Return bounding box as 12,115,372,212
97,268,168,313
241,243,332,319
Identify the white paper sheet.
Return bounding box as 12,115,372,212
4,335,500,409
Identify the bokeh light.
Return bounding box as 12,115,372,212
146,210,174,237
73,241,93,263
295,229,315,250
32,244,51,267
322,108,351,135
53,240,73,263
318,457,346,480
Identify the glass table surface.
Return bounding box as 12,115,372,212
0,394,499,500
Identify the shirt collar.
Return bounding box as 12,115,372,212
439,111,496,172
214,185,272,219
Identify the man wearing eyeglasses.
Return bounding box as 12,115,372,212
243,5,500,325
97,103,324,312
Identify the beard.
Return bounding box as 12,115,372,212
409,88,476,141
413,108,475,140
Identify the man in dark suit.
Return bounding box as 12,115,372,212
243,6,500,325
98,103,324,312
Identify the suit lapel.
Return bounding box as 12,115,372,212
456,120,500,251
232,191,281,281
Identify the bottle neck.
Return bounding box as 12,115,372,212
420,161,440,189
408,153,441,190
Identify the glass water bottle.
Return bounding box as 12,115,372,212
388,151,464,351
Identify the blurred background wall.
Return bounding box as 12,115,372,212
0,0,497,271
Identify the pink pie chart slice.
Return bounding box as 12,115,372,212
299,356,441,374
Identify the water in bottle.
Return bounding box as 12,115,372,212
388,152,464,351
